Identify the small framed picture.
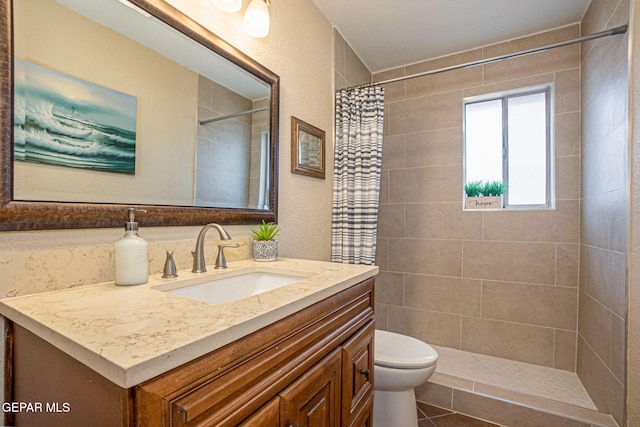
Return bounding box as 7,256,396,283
291,116,325,179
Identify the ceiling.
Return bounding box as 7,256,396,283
311,0,592,73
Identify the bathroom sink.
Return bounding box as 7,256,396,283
153,271,307,304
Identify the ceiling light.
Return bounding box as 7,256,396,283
211,0,242,13
243,0,270,38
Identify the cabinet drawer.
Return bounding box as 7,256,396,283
341,320,374,427
238,397,279,426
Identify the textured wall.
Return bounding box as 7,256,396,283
579,0,629,425
373,25,582,371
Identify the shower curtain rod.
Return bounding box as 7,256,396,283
199,107,268,125
357,24,628,89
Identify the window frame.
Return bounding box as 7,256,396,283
463,85,554,210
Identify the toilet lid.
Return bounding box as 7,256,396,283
375,330,438,369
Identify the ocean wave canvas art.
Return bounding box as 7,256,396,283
14,61,137,174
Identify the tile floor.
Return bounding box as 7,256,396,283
417,402,500,426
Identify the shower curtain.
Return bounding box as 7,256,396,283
331,85,385,265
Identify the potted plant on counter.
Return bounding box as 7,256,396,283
464,180,506,210
251,220,281,261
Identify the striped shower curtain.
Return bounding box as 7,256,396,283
331,85,385,265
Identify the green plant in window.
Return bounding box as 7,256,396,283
482,180,506,196
464,180,484,197
465,180,506,197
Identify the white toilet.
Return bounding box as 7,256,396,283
373,330,439,427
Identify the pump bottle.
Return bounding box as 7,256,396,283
115,208,148,286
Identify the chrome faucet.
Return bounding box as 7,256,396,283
192,223,239,272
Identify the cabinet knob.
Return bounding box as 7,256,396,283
289,424,301,427
359,368,370,380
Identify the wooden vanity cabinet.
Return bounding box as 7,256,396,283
7,277,375,427
136,277,375,427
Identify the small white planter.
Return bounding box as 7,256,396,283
465,196,502,210
253,240,278,261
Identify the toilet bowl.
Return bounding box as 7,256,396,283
373,330,438,427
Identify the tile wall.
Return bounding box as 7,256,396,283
579,0,629,424
372,25,582,371
196,75,253,208
334,29,373,90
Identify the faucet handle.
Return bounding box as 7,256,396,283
162,251,178,278
215,243,240,269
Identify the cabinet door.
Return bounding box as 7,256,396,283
239,397,279,426
341,321,374,427
280,348,342,427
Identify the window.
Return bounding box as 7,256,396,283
464,87,552,208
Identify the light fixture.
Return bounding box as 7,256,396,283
211,0,242,13
242,0,271,38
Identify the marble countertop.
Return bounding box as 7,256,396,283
0,258,377,389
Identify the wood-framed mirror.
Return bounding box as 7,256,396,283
0,0,279,231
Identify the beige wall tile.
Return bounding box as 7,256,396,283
389,165,462,203
554,68,581,114
463,241,556,285
404,274,481,317
582,0,625,36
611,314,626,383
554,329,577,371
405,203,482,240
581,246,627,317
556,244,580,288
415,381,454,410
577,338,625,425
555,155,581,201
377,203,405,238
406,49,484,75
578,290,612,367
451,388,587,427
375,237,389,271
461,317,554,367
373,67,406,102
389,238,462,276
344,43,371,86
464,73,554,98
483,25,580,58
483,45,580,86
582,126,627,198
555,112,581,157
389,305,462,348
405,128,462,168
405,66,482,98
379,170,389,204
333,29,346,79
381,134,406,169
375,303,389,330
581,190,627,253
482,201,579,243
482,281,577,330
387,90,462,135
375,271,404,306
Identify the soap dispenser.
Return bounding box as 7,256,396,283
115,208,149,286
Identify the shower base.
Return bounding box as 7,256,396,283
416,345,618,427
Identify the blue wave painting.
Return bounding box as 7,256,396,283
14,61,137,174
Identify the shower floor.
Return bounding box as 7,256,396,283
422,346,618,426
431,345,596,409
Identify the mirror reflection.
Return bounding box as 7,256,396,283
13,0,272,210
